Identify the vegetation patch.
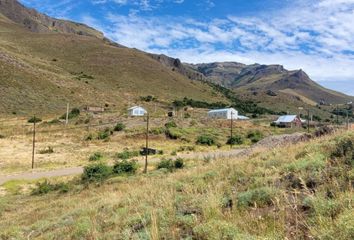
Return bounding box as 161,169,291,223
237,187,277,208
114,122,126,132
60,108,80,120
196,134,216,146
157,158,185,171
81,163,112,182
227,135,244,145
89,152,103,161
116,150,140,160
27,116,42,123
113,160,138,175
31,180,70,195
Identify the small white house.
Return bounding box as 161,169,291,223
128,106,147,116
208,108,238,120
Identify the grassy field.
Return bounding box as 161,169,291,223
0,128,352,239
0,110,310,175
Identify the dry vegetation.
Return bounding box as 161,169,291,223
0,127,352,239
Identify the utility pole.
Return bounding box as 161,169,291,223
144,113,150,174
65,103,70,125
32,115,36,169
336,104,339,126
230,111,234,148
307,109,310,133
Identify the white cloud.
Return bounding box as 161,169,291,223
93,0,354,84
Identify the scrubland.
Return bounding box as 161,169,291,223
0,128,352,239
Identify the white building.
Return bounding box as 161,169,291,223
128,106,147,116
208,108,238,120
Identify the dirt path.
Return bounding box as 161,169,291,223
0,149,246,185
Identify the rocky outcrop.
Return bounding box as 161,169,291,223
0,0,104,38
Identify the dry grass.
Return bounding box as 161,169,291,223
0,129,352,239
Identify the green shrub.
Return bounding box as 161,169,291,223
157,159,174,171
165,121,177,128
38,146,54,154
28,116,42,123
157,158,185,171
237,187,277,208
114,122,126,132
113,160,138,175
247,130,263,143
196,134,216,146
97,128,112,140
116,150,140,160
81,163,112,182
150,127,165,135
227,135,244,145
89,152,103,161
31,180,70,195
174,158,184,169
60,108,80,120
166,128,183,140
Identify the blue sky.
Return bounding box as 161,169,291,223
20,0,354,96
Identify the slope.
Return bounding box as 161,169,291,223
0,0,104,39
0,12,225,115
0,131,352,239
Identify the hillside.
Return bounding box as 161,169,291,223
0,1,227,115
189,62,354,105
0,131,353,239
0,0,104,39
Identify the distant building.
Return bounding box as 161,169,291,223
208,108,238,120
273,115,303,128
128,106,147,116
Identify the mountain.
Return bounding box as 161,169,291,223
0,0,103,38
0,0,227,115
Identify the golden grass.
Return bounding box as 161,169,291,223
0,129,352,239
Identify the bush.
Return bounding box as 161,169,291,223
166,128,183,140
81,163,112,182
89,152,103,161
157,158,185,171
247,130,263,143
113,160,138,175
227,135,244,145
28,116,42,123
0,134,5,139
174,158,184,169
165,121,177,128
196,134,216,146
60,108,80,120
116,150,140,160
31,180,70,195
39,146,54,154
237,187,277,208
114,122,126,132
157,159,174,171
97,128,112,140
